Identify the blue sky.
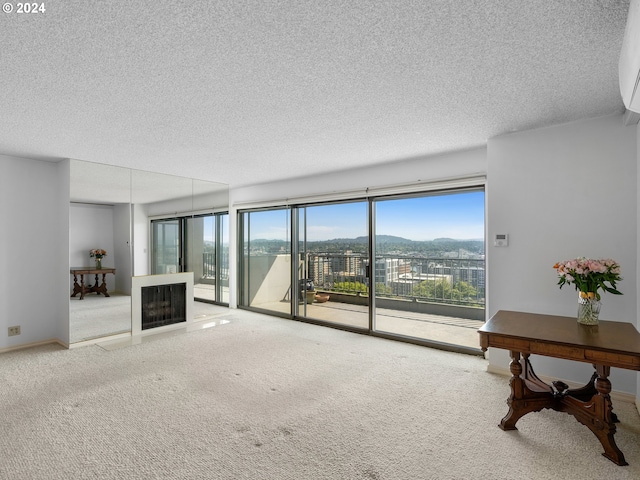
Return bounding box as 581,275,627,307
200,215,228,243
375,191,485,241
246,190,485,242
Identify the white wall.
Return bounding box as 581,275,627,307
247,255,292,306
0,155,68,350
231,147,487,206
69,203,117,293
488,114,638,393
57,159,71,344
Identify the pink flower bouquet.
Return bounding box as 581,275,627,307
553,257,622,300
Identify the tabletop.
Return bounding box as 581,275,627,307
478,310,640,369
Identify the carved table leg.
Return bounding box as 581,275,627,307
79,273,86,300
588,365,626,466
565,370,618,423
558,365,627,465
500,352,554,430
96,273,110,297
500,351,524,430
71,273,82,298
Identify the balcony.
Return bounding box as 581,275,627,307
244,252,485,352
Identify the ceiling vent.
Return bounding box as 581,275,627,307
620,0,640,116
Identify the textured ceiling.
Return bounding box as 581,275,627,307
0,0,631,187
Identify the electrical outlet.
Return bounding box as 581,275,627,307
8,326,20,336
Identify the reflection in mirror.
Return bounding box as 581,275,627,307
130,170,230,327
191,180,230,304
131,169,193,277
193,179,228,211
69,160,132,343
70,162,230,344
132,170,229,303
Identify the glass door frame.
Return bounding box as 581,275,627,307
237,206,292,317
291,199,371,331
369,187,486,353
213,213,229,304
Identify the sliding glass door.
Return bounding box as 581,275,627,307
239,208,291,315
373,191,485,349
238,187,485,351
296,201,369,329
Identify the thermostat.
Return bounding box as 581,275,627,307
494,234,509,247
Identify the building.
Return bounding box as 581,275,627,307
374,257,411,286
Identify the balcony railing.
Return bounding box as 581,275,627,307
307,253,485,307
202,252,229,283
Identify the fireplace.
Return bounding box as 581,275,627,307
132,272,194,336
141,283,186,330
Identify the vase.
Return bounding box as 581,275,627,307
577,292,600,325
95,257,102,269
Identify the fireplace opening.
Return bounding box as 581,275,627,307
141,283,187,330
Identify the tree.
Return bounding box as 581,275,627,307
332,281,368,293
375,283,393,295
412,279,478,303
453,281,477,300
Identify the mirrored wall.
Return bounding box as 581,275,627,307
69,159,228,344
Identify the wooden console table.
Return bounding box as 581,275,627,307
70,267,116,300
478,310,640,466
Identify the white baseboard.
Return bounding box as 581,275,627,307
68,331,132,349
0,338,67,354
486,364,638,406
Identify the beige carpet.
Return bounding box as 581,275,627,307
1,309,640,479
69,293,132,343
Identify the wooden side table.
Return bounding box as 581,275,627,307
478,310,640,466
70,267,116,300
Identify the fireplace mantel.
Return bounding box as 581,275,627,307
132,273,194,336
